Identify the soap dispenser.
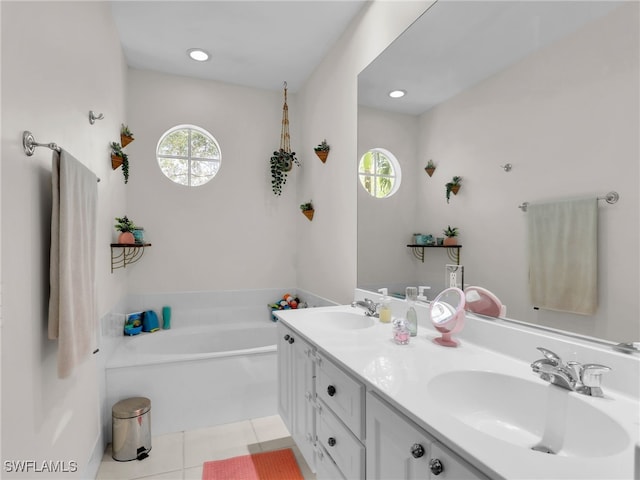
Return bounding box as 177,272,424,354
417,286,431,303
378,288,392,323
405,286,418,336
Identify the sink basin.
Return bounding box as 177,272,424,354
428,370,629,457
306,311,376,330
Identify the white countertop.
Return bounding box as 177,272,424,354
276,304,640,480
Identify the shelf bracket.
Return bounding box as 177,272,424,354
110,243,151,273
406,245,461,265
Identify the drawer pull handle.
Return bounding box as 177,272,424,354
429,458,444,475
288,337,295,344
410,443,425,458
328,437,337,447
327,385,337,396
284,334,290,341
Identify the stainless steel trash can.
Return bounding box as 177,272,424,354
112,397,151,461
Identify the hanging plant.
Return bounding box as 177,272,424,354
425,159,436,177
270,82,300,196
270,149,300,195
445,176,462,203
110,142,129,184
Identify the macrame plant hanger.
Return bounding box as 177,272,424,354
280,81,292,161
269,82,299,195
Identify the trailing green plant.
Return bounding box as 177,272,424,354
270,149,300,196
445,175,462,203
114,216,136,233
110,142,130,184
300,201,313,211
443,225,459,238
314,139,330,152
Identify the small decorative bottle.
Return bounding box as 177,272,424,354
405,286,418,336
378,288,392,323
393,318,410,345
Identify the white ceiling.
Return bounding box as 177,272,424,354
110,0,368,93
359,1,623,115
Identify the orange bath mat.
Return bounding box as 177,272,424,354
202,448,304,480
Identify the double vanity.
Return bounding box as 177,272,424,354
276,289,639,479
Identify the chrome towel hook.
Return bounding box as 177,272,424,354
88,111,104,125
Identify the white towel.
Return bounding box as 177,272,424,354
48,149,98,378
527,197,598,315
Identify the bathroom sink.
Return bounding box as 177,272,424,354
306,311,376,330
427,370,629,457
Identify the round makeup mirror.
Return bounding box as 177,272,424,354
430,287,466,347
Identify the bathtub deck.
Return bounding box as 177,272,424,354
96,414,315,480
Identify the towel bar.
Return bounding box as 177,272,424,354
518,191,619,212
23,131,100,182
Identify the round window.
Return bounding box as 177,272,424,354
156,125,221,186
358,148,401,198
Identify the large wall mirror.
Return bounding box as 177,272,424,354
357,1,639,343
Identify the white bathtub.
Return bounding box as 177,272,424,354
105,302,280,437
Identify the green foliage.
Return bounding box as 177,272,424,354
270,149,300,196
445,176,462,203
443,225,459,237
114,216,136,232
358,151,394,198
120,124,133,137
426,159,436,169
157,128,221,186
300,201,313,211
314,139,330,152
110,142,130,184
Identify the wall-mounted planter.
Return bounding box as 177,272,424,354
425,160,436,177
314,139,330,163
315,150,329,163
302,209,314,221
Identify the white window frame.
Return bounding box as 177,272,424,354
156,124,221,187
358,147,402,198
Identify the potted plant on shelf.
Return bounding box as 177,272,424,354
314,139,330,163
443,225,459,246
270,149,300,196
445,176,462,203
110,142,129,184
300,201,314,221
120,124,134,147
115,216,137,244
425,159,436,177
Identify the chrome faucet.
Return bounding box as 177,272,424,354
351,298,378,317
531,347,611,397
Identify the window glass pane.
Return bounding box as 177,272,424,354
377,156,392,175
359,151,375,174
159,158,188,185
191,131,219,159
159,130,189,157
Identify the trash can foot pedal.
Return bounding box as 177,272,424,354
136,447,149,461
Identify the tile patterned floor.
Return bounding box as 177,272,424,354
96,415,315,480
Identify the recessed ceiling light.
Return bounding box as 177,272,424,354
188,49,210,62
389,90,406,98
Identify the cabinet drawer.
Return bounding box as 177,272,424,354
316,445,346,480
316,353,365,439
317,399,365,480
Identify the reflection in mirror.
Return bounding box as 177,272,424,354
464,286,505,319
357,1,639,344
430,287,466,347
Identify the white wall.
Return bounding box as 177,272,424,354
296,1,433,304
124,69,298,293
1,2,127,477
414,4,639,341
357,106,420,292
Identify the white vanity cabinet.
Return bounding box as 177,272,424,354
277,323,316,469
316,352,366,479
366,392,487,480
